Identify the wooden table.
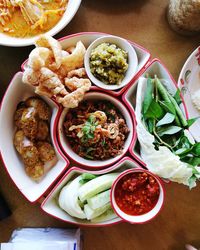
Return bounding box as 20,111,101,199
0,0,200,249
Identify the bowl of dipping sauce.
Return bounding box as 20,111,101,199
110,168,164,224
84,35,138,91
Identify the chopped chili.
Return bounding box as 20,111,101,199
114,172,160,216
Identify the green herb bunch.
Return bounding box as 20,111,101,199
81,115,98,143
142,76,200,184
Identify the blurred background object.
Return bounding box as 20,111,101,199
167,0,200,35
0,228,81,250
0,192,11,220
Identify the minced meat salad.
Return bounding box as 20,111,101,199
90,43,128,85
64,100,130,160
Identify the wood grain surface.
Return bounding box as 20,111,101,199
0,0,200,249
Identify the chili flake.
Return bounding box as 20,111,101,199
114,172,160,216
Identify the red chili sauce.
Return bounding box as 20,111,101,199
114,172,160,215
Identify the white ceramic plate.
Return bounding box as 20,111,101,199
178,46,200,142
0,72,69,202
0,0,82,47
41,157,142,226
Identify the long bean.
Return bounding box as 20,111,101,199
155,76,187,127
168,94,188,127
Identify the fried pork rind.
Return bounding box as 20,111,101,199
37,141,56,162
27,47,51,70
35,35,63,69
60,41,86,74
22,35,91,109
25,97,51,121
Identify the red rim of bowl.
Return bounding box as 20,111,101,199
41,156,142,226
110,168,165,224
56,90,135,169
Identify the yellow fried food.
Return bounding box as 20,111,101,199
36,120,49,141
14,107,26,129
21,145,40,167
14,130,34,154
25,161,44,180
20,107,38,140
25,97,51,121
37,141,55,162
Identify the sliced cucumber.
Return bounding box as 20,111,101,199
91,208,118,223
58,176,86,219
84,203,111,220
78,173,119,202
87,189,111,210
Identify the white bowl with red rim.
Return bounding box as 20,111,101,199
41,156,144,226
57,91,134,169
21,32,150,96
0,0,82,47
0,72,69,202
84,35,138,91
122,58,188,166
110,168,165,224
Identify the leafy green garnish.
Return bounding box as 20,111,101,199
173,89,182,105
156,113,175,127
81,115,98,142
79,173,97,184
157,125,182,137
187,117,200,127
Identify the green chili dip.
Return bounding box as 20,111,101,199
90,42,128,85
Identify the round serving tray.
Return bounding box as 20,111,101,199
0,32,169,227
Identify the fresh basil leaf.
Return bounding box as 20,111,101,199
145,99,164,119
191,143,200,156
173,89,182,105
159,100,176,115
156,113,175,127
157,125,182,137
181,156,200,166
175,147,193,156
187,117,200,127
147,118,154,134
142,78,153,114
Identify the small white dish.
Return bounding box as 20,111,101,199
57,91,134,169
0,72,69,202
84,35,138,91
111,168,164,224
178,46,200,142
41,157,143,226
0,0,82,47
